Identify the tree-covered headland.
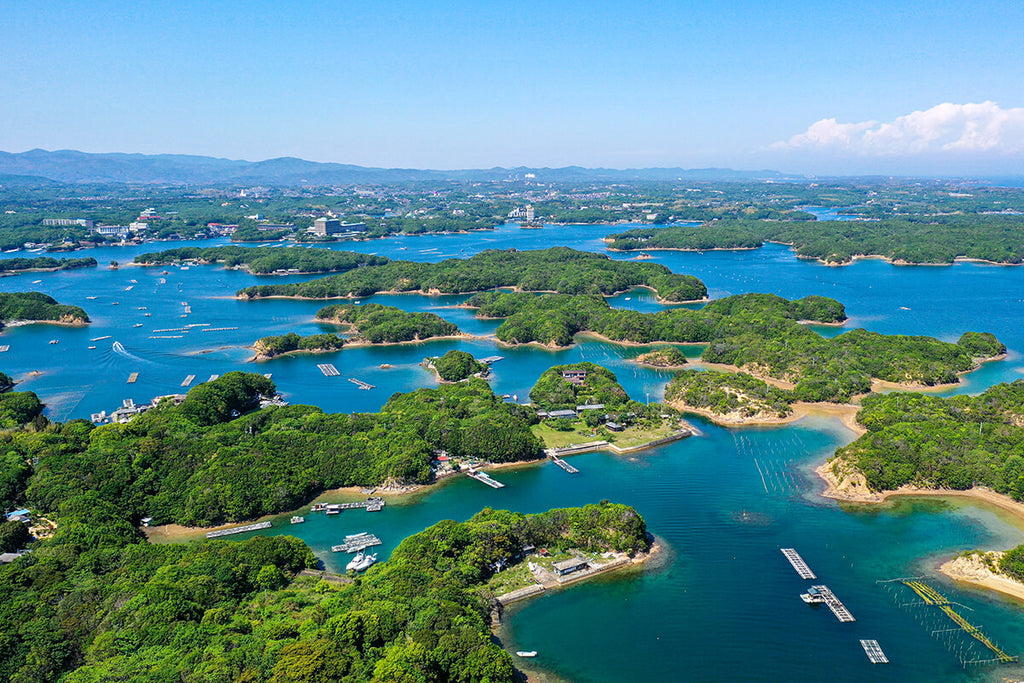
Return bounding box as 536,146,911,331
465,291,1001,403
0,292,89,327
605,215,1024,265
430,349,487,382
236,248,708,302
14,373,541,527
829,380,1024,494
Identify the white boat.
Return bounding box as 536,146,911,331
49,339,58,344
800,587,825,604
353,553,377,571
516,651,537,658
290,516,304,524
346,552,365,571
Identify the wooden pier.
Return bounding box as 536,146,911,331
780,548,816,579
181,374,195,387
811,585,855,622
467,470,505,488
331,533,382,553
860,640,888,664
127,372,139,384
206,521,272,538
348,378,374,390
207,374,219,382
551,456,579,474
318,363,340,377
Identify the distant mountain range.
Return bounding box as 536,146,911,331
0,149,788,186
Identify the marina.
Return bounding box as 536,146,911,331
780,548,816,579
205,521,272,538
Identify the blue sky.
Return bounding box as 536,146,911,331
4,0,1023,174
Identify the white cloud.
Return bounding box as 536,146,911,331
771,102,1024,156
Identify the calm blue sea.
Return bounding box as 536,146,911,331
3,223,1024,682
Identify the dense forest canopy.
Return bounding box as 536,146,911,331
253,332,345,359
530,362,630,410
14,373,540,527
833,380,1024,493
0,291,89,326
317,303,459,343
0,500,647,683
0,256,96,274
465,291,1001,402
134,246,388,274
605,215,1024,265
236,247,708,302
431,350,486,382
665,369,794,418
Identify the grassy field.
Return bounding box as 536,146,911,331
532,420,684,450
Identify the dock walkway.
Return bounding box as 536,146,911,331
812,585,855,622
780,548,816,579
467,470,505,488
860,640,888,664
181,374,195,387
551,456,579,474
315,499,385,513
348,378,374,390
206,521,272,539
331,533,382,553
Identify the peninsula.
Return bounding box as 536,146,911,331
134,246,388,274
0,292,90,328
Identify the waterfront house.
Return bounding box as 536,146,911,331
562,369,587,385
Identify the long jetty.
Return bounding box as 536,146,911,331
348,378,374,390
551,456,579,474
314,499,385,513
467,470,505,488
811,585,855,622
181,374,195,387
860,640,888,664
206,521,272,539
780,548,817,579
318,363,340,377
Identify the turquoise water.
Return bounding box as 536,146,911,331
5,227,1024,681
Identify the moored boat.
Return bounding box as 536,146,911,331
801,586,825,604
346,552,365,571
290,515,304,524
516,651,537,658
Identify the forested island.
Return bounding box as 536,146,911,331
236,247,708,302
251,332,346,360
465,291,1001,403
634,346,688,368
605,215,1024,265
16,373,541,527
134,246,388,274
428,349,488,382
0,292,89,327
824,380,1024,495
0,255,96,275
665,369,794,422
316,302,460,343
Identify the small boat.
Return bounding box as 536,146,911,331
801,587,825,604
624,297,631,301
346,552,365,571
86,296,98,300
49,339,59,344
516,651,538,658
290,515,305,524
88,345,96,350
144,313,151,317
345,532,370,540
133,323,143,328
31,280,41,284
353,553,377,571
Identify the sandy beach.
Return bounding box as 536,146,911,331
940,552,1024,603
